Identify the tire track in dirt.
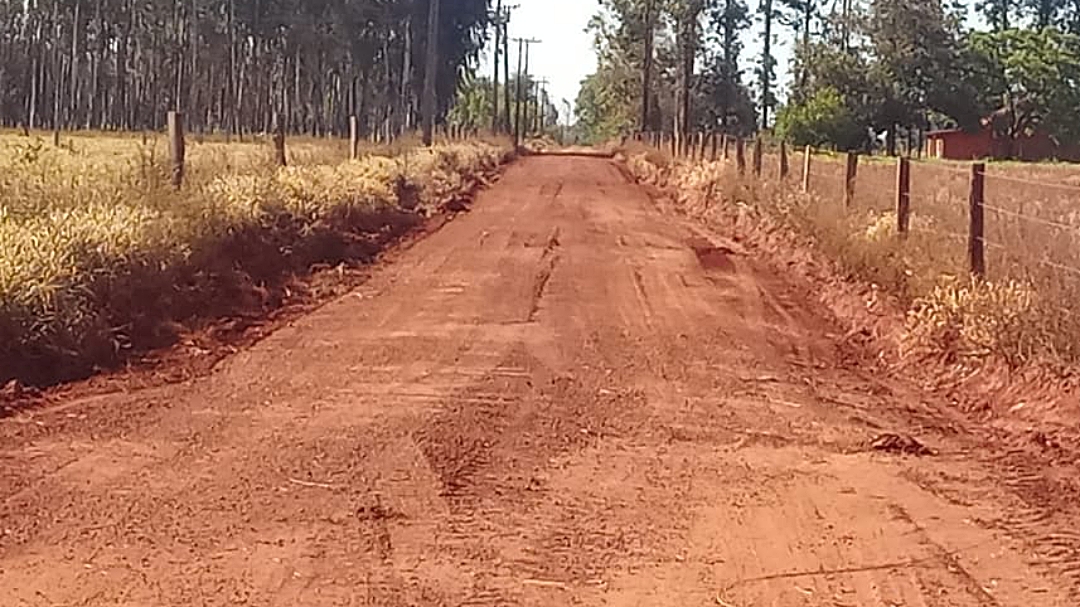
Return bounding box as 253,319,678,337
0,155,1076,606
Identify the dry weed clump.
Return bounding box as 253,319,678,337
621,148,1080,370
0,133,512,385
902,277,1046,366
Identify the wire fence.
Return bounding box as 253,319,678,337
632,130,1080,288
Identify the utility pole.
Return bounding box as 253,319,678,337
502,7,513,133
514,38,524,145
536,78,549,133
421,0,440,146
642,0,655,131
512,37,540,146
491,0,502,133
492,2,519,134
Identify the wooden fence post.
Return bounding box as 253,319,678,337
802,146,812,193
698,132,708,160
349,116,359,160
710,133,719,161
896,156,911,237
723,134,731,160
969,162,986,278
752,138,763,177
843,152,858,208
736,138,746,175
670,132,678,157
779,141,789,180
168,110,185,189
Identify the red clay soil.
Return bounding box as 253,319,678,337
2,155,1080,606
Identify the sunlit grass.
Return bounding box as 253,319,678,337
0,131,512,383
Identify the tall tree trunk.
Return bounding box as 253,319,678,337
492,0,501,133
68,0,81,128
502,15,511,133
676,9,695,139
421,0,440,145
401,16,413,132
642,0,655,131
800,0,812,90
760,0,773,129
189,0,199,129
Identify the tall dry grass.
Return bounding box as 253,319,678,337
621,141,1080,370
0,131,513,384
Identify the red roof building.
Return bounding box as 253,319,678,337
924,126,1066,161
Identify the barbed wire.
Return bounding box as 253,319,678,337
981,237,1080,280
911,161,975,178
638,139,1080,283
1034,257,1080,279
983,202,1080,235
964,237,1080,285
909,226,969,242
983,171,1080,193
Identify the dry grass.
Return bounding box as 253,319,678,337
621,141,1080,370
0,131,513,385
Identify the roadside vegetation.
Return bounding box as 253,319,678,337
583,0,1080,379
621,146,1080,372
0,133,511,385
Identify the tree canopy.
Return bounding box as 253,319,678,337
0,0,490,137
575,0,1080,155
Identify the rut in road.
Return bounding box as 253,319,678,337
0,155,1077,606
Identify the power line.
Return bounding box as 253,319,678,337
512,37,540,147
490,2,519,134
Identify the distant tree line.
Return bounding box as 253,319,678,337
0,0,490,137
576,0,1080,153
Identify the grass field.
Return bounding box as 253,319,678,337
0,130,512,385
623,142,1080,369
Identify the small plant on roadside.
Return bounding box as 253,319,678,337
902,277,1047,367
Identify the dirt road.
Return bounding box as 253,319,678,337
2,155,1078,606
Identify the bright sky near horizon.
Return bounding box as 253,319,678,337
478,0,601,124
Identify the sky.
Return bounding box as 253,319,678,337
478,0,601,124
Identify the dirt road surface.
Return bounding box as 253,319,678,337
3,156,1079,606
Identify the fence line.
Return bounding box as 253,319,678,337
983,203,1080,235
910,226,970,242
1036,258,1080,279
634,130,1080,283
983,238,1080,281
159,111,477,188
984,171,1080,193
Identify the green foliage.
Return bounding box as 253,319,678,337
575,73,637,143
577,0,757,141
862,0,984,151
965,27,1080,142
448,77,496,131
775,87,865,150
